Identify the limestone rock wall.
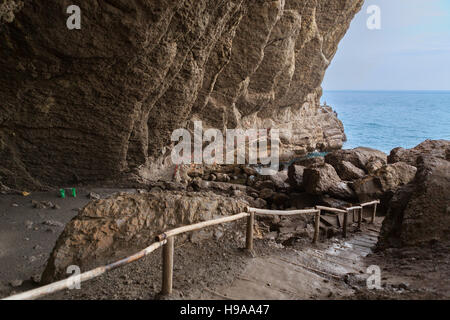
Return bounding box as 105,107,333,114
0,0,363,189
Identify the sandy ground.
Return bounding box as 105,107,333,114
0,191,449,300
0,188,136,297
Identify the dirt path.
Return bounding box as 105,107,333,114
192,231,379,300
36,220,383,300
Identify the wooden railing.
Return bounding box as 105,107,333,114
2,200,379,300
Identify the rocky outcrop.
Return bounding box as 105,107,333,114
379,156,450,248
388,139,450,167
303,163,356,200
41,191,247,283
0,0,363,189
352,162,417,204
334,160,366,181
325,147,387,173
374,162,417,192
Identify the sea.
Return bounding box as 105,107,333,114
321,91,450,154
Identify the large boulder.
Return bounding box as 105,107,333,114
379,156,450,248
303,163,340,194
334,160,366,181
303,163,356,200
352,162,417,203
325,147,387,174
269,170,289,190
41,191,247,283
388,139,450,166
375,162,417,192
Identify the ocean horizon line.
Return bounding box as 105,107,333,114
323,89,450,93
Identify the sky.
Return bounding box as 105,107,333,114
322,0,450,91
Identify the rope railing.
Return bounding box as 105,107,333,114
2,200,379,300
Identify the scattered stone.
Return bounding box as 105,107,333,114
186,166,204,178
269,170,289,190
32,200,54,209
0,182,12,194
213,229,224,240
9,280,23,288
249,198,267,209
215,173,230,182
231,189,243,197
88,192,101,200
264,232,278,240
25,220,33,229
42,220,64,227
31,274,41,284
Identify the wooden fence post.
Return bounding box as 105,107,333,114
313,210,321,244
357,208,362,229
343,210,348,238
246,212,254,251
371,203,378,224
161,236,174,295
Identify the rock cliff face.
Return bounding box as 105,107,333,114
0,0,363,189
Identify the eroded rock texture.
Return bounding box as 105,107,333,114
0,0,363,189
379,156,450,248
42,191,247,283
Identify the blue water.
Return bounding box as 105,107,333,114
321,91,450,153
